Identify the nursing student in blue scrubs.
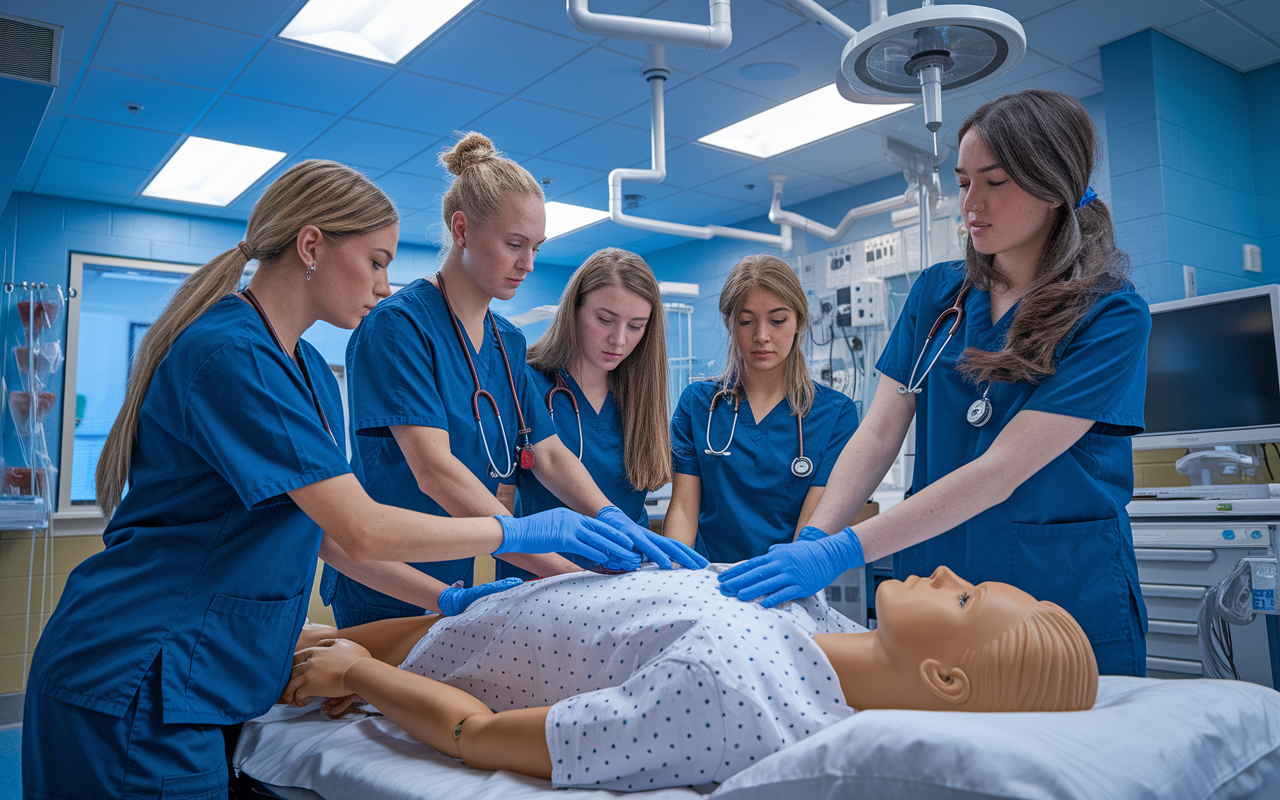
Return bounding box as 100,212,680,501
664,254,860,563
496,248,673,579
22,161,649,800
327,134,703,626
719,90,1150,677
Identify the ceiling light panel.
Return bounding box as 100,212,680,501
280,0,474,64
142,137,285,206
698,84,913,160
545,202,609,240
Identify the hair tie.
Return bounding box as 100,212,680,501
1076,186,1097,209
237,241,254,260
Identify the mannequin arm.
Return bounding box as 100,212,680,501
662,473,700,547
853,408,1095,562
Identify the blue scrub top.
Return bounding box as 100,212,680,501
323,278,554,622
30,296,351,725
498,367,648,580
672,380,859,563
878,260,1150,673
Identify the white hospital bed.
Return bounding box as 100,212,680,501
235,675,1280,800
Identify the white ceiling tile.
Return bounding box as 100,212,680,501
1228,0,1280,37
1216,37,1280,71
1023,0,1213,65
349,72,505,137
1166,10,1257,53
69,69,216,134
91,5,260,90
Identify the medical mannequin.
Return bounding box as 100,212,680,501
664,255,859,562
497,248,674,580
326,133,702,626
719,89,1150,677
285,565,1097,791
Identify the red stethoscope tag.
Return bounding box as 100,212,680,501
519,446,536,471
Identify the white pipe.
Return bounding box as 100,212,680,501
870,0,889,23
786,0,857,41
768,174,916,243
567,0,732,51
607,50,792,252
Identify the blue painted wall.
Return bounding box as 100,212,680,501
1101,29,1271,303
1247,62,1280,274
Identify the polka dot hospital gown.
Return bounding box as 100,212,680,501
399,565,863,791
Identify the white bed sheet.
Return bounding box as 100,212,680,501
235,677,1280,800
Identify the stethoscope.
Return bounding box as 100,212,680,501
897,280,994,428
545,370,584,460
703,387,813,478
241,288,337,448
435,272,534,478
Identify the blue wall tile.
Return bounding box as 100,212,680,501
1107,121,1161,178
1098,29,1155,84
1111,167,1165,221
111,208,190,244
1100,73,1159,130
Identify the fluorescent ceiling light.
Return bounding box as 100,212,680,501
545,202,609,240
143,137,285,207
698,84,913,159
280,0,474,63
658,281,700,297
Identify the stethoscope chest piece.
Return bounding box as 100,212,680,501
791,456,813,478
967,396,994,427
519,445,536,471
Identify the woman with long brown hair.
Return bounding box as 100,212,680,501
664,254,859,563
22,160,652,799
496,248,674,578
719,89,1150,678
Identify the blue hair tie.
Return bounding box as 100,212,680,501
1076,186,1097,209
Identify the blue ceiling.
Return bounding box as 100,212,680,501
6,0,1280,265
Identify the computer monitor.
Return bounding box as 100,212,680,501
1134,284,1280,450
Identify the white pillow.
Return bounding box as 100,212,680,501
710,677,1280,800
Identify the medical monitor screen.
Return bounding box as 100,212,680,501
1144,294,1280,437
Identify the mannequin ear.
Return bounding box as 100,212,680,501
920,659,971,706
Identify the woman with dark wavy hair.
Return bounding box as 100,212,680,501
719,89,1150,678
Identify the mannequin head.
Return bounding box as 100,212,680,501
817,566,1097,713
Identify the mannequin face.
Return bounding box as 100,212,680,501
574,284,652,376
308,223,397,329
874,566,1038,668
733,287,797,376
453,192,546,302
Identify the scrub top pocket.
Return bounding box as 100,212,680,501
178,589,304,721
1010,517,1130,642
160,766,227,800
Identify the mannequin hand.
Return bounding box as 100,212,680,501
285,638,372,705
718,527,865,608
494,509,640,571
295,621,339,652
795,525,829,543
322,694,366,718
596,505,709,570
438,577,523,616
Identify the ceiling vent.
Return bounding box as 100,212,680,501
0,13,61,87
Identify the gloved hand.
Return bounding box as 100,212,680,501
437,577,523,616
718,526,865,608
596,505,709,570
795,525,829,543
494,509,641,572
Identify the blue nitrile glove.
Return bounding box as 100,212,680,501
795,525,829,543
718,526,865,608
596,505,709,570
494,509,641,572
437,577,522,616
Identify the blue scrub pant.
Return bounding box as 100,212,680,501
23,658,227,799
1092,589,1148,677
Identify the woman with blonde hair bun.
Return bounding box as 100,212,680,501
664,254,859,563
496,248,673,578
23,160,648,799
328,135,703,625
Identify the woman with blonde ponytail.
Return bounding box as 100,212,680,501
718,90,1150,679
327,134,703,627
23,160,656,800
494,248,673,580
664,254,859,563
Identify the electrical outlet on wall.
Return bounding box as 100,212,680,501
848,278,888,327
1183,264,1196,298
1244,244,1262,273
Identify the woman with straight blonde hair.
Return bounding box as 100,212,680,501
664,254,859,563
328,135,703,626
496,248,672,579
22,160,652,800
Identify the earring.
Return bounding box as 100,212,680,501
306,262,314,281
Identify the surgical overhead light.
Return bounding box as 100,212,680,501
544,202,610,240
699,84,912,159
840,4,1025,153
280,0,475,64
142,137,285,207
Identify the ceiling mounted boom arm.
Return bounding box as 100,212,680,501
567,0,733,51
608,45,792,251
767,174,916,243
